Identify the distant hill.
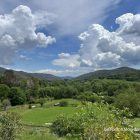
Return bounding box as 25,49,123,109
29,73,61,81
0,67,61,81
1,67,140,81
76,67,140,81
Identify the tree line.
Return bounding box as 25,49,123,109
0,70,140,117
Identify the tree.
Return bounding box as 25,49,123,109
37,98,46,107
77,91,101,103
9,87,26,106
91,81,103,93
0,84,10,100
38,88,48,98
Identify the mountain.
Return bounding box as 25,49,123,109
29,73,61,81
1,66,140,81
76,67,140,81
0,67,61,81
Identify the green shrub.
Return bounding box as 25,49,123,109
2,99,11,111
36,98,46,107
0,112,22,140
115,89,140,117
59,101,68,107
28,104,32,109
51,103,136,139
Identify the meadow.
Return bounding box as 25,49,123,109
8,99,140,140
10,99,81,125
9,99,81,140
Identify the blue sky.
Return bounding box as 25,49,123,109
0,0,140,76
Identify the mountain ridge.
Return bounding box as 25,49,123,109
0,67,140,81
75,67,140,81
0,67,61,81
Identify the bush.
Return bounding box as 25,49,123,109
103,96,115,104
51,103,136,139
51,115,84,137
59,101,68,107
2,99,11,111
77,92,101,103
28,104,32,109
0,112,22,140
36,98,46,107
115,89,140,117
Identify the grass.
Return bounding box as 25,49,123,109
18,127,66,140
8,99,81,139
132,118,140,128
19,127,77,140
17,99,81,140
44,99,81,107
9,99,81,125
7,99,140,139
22,106,79,125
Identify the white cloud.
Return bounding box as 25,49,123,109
19,55,31,61
58,53,71,58
52,13,140,72
36,67,93,77
78,13,140,69
36,69,63,76
53,53,80,68
0,5,55,65
31,0,120,35
0,0,120,36
37,33,56,46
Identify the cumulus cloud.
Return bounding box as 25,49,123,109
0,5,55,65
53,13,140,72
78,13,140,69
53,53,80,68
0,0,120,36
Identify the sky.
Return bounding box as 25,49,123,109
0,0,140,77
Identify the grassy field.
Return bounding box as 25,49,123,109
10,99,81,125
7,99,140,139
22,106,79,125
9,99,81,139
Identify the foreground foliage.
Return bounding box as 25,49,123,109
51,103,137,140
0,112,22,140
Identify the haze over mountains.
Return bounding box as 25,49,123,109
0,67,140,81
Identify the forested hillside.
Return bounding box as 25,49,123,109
76,67,140,81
